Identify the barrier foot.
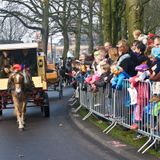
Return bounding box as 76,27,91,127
75,105,82,113
103,121,115,133
142,138,157,154
137,136,152,153
82,111,92,121
105,121,117,134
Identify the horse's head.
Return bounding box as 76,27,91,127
11,72,24,94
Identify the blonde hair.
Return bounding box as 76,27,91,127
99,61,110,72
133,29,141,39
117,39,129,52
108,48,119,62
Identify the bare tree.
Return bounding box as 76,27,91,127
143,0,160,33
50,0,80,59
0,0,49,54
0,16,28,41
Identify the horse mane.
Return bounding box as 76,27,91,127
22,69,30,84
22,69,35,91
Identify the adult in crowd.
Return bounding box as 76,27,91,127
111,39,137,89
116,39,137,77
104,42,112,58
108,47,119,65
64,57,73,85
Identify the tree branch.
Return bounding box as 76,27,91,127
0,10,42,31
142,0,151,5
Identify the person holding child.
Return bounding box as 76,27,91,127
111,39,136,90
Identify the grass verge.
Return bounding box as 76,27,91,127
78,107,160,158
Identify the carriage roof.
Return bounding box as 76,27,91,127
0,43,38,51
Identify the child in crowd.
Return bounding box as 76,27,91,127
147,33,155,47
133,29,141,40
85,59,110,92
92,50,105,72
92,60,111,91
129,63,150,88
128,62,151,130
138,34,148,46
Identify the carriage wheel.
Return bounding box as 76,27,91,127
59,77,63,99
42,92,50,117
0,103,2,116
0,109,2,116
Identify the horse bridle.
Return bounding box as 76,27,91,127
11,72,24,84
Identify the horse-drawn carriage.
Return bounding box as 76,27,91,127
46,63,63,99
0,42,62,130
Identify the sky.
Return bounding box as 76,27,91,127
21,32,63,44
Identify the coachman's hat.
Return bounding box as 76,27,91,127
13,64,21,71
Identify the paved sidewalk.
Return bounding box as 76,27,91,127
70,108,160,160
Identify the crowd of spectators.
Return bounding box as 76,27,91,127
67,30,160,130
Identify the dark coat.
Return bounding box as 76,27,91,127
94,71,113,88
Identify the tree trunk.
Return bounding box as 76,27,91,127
41,0,49,55
61,0,69,59
75,0,82,59
88,0,94,54
75,32,81,59
120,16,128,39
125,0,143,43
98,0,104,45
111,0,118,46
103,0,112,42
62,30,69,59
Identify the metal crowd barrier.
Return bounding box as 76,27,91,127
75,80,160,154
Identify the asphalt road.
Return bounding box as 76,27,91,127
0,87,130,160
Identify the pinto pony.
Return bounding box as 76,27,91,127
8,64,31,130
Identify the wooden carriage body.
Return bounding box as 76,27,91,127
0,43,46,90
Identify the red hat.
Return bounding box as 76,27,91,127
13,64,21,71
148,33,155,39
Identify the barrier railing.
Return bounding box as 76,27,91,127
76,80,160,154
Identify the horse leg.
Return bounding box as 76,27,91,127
21,98,27,126
19,102,25,130
15,104,24,130
12,96,24,130
12,96,20,123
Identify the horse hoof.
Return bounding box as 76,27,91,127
19,128,24,131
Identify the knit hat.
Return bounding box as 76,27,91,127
138,34,148,45
13,64,21,71
148,33,155,39
151,47,160,60
135,64,148,72
94,51,100,57
148,33,155,46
